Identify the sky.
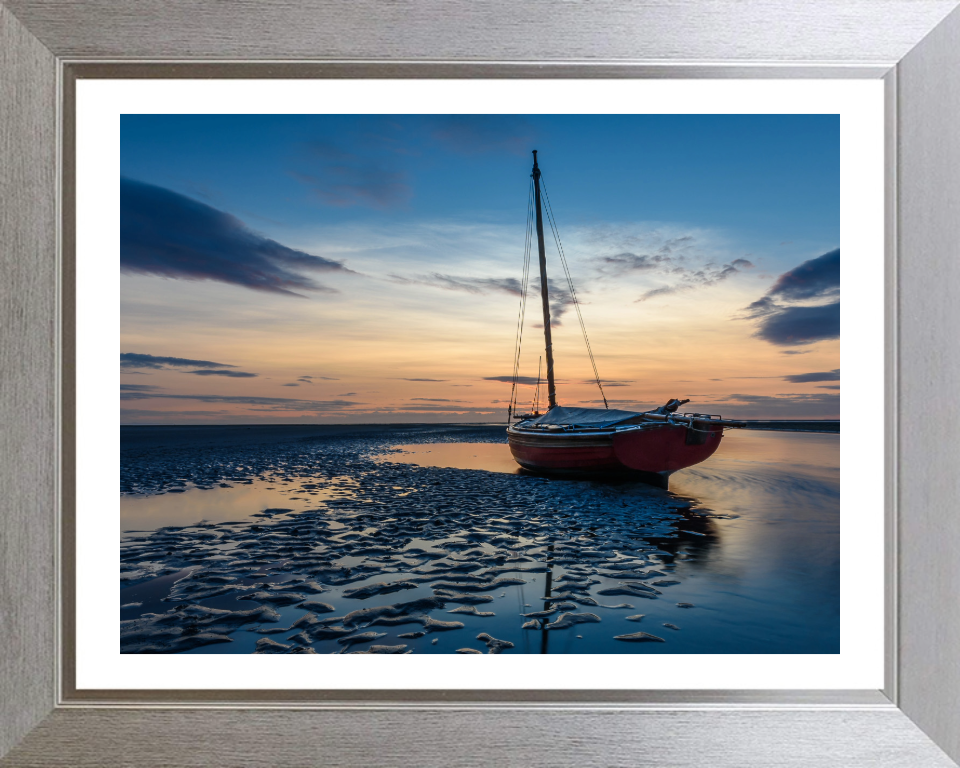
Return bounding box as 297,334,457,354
120,114,840,424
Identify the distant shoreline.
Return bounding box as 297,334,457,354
120,420,841,434
738,421,840,433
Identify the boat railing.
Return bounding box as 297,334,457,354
511,422,627,433
510,412,746,432
639,411,746,429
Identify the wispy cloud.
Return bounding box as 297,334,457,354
720,370,841,384
637,261,752,302
121,177,350,297
570,392,840,420
584,379,634,387
484,375,543,385
577,399,653,410
703,392,840,419
389,273,522,297
289,131,415,209
119,390,363,413
383,404,496,413
121,409,231,419
596,235,697,277
396,377,449,382
292,167,411,209
534,278,576,326
304,139,357,163
428,116,537,155
391,271,574,326
591,233,753,303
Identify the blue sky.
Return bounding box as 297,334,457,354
122,114,838,243
120,114,841,424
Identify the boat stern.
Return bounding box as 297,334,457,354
612,422,724,474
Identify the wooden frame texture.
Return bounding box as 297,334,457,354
2,2,959,765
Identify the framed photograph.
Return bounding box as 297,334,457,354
2,2,960,766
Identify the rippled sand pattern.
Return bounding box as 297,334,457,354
120,425,839,654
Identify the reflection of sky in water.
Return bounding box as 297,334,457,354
120,426,839,655
122,477,358,530
379,443,523,474
665,432,839,652
381,430,841,653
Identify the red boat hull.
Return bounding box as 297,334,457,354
507,423,724,487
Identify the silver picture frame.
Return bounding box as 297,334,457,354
2,1,959,765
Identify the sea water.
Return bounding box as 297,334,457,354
120,424,839,655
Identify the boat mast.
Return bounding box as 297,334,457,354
532,150,557,410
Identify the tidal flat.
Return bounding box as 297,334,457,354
120,424,840,654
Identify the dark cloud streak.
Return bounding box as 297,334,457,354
742,248,841,347
121,352,234,370
121,177,349,297
765,248,840,302
754,302,841,346
187,370,258,378
783,369,840,383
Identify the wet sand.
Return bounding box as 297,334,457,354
120,424,840,654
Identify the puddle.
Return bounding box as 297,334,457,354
121,477,358,531
377,443,521,474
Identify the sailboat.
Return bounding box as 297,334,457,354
505,151,744,488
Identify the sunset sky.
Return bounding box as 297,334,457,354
120,114,840,424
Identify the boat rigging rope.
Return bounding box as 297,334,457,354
540,175,609,409
508,178,536,421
